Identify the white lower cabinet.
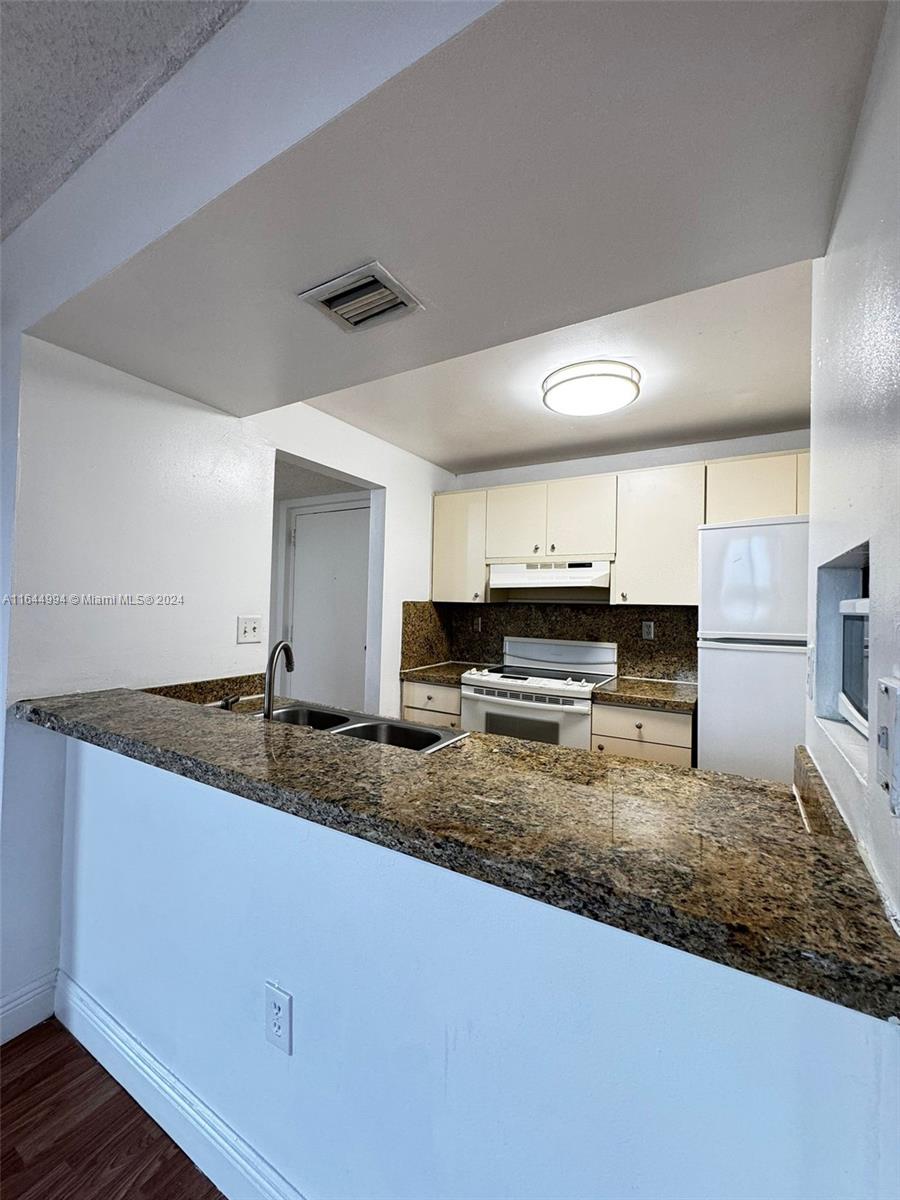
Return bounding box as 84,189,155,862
591,703,693,767
403,706,460,729
401,682,461,728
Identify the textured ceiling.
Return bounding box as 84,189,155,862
0,0,245,237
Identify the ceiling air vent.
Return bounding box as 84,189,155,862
298,262,422,332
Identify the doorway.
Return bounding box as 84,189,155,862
270,454,379,711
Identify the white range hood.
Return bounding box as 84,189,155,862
489,561,611,590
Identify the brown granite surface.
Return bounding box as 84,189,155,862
400,662,493,687
793,745,849,838
401,602,452,671
402,600,698,681
145,673,264,705
16,687,900,1019
593,677,697,714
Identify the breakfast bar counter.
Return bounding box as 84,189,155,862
15,686,899,1020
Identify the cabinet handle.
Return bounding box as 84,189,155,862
635,722,643,731
533,543,540,554
550,543,556,552
620,591,628,602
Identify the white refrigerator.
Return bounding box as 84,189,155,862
698,515,809,783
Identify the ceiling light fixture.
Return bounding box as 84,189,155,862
542,359,641,416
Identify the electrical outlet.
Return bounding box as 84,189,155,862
265,981,292,1054
237,615,262,644
642,621,655,640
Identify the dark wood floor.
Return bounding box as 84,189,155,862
1,1018,224,1199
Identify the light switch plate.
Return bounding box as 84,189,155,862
237,615,262,644
875,677,900,816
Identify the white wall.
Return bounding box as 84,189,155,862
806,7,900,916
57,739,900,1200
9,338,275,700
247,403,454,718
454,428,809,490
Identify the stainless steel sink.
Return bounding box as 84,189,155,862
260,701,468,753
336,721,444,751
268,705,349,730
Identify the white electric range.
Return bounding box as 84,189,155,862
461,637,617,749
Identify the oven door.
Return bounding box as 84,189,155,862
461,690,591,748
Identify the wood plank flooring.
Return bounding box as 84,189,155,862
1,1018,224,1199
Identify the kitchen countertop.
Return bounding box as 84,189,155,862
15,688,900,1019
592,677,697,714
400,661,493,687
401,663,696,714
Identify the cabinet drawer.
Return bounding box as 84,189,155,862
591,735,691,767
401,681,461,715
403,706,460,729
591,703,692,747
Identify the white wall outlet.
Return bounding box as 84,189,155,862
265,981,292,1054
876,677,900,817
237,615,262,644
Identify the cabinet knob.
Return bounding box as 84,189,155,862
550,543,556,552
635,721,643,731
473,592,480,601
426,694,433,701
596,743,605,752
620,591,628,601
533,543,540,554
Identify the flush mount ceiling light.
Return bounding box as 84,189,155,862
541,359,641,416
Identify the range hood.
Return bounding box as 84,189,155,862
489,561,611,590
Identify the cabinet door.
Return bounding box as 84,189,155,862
432,491,487,602
796,451,810,515
705,454,798,523
614,463,705,605
546,475,616,557
485,483,548,559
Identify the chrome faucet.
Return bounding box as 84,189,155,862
263,639,295,719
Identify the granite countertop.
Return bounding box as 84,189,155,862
400,661,492,687
15,688,900,1020
593,677,698,714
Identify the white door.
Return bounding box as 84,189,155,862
698,516,808,639
698,642,807,783
288,505,369,709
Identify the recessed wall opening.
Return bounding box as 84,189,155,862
814,540,869,780
269,451,384,712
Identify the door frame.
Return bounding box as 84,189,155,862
271,491,382,708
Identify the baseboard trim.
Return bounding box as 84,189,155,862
55,971,306,1200
0,968,57,1043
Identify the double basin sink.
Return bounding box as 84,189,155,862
261,702,469,754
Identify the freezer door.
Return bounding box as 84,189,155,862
699,516,809,639
698,642,807,783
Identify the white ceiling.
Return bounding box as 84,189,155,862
28,2,882,466
303,262,812,473
274,454,368,501
0,0,245,238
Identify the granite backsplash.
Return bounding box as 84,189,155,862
402,601,698,681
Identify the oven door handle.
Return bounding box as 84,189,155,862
462,691,591,715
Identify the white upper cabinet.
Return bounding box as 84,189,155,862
485,483,548,559
432,490,488,603
545,475,616,557
613,463,706,605
705,453,799,524
796,451,810,515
